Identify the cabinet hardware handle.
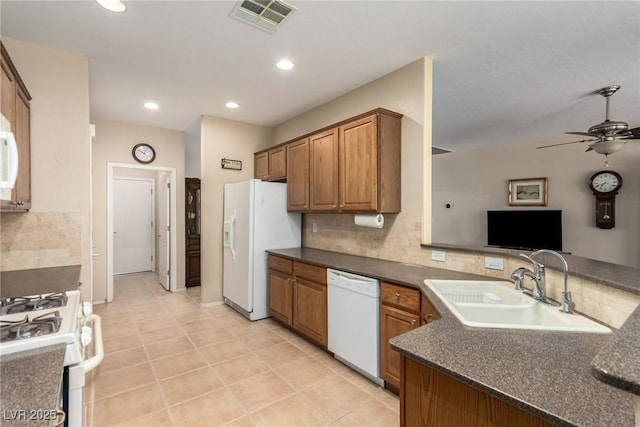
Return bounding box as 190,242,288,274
394,292,400,299
410,319,417,325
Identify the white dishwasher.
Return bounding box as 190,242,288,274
327,268,383,385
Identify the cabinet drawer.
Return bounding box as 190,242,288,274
421,293,441,325
293,261,326,285
268,255,293,274
381,282,420,314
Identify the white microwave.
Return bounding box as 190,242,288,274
0,130,19,199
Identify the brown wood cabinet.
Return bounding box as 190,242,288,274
185,178,201,287
339,114,379,211
380,282,421,391
267,255,328,347
309,127,340,211
286,138,309,211
1,42,32,211
400,357,554,427
254,145,286,181
307,109,401,213
380,281,440,392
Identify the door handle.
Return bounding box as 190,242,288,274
229,211,237,261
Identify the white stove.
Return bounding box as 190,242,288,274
0,291,83,365
0,290,103,426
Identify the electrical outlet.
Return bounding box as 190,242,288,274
312,223,318,233
431,250,446,262
485,256,504,270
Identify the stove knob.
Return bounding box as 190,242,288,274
83,302,93,316
81,332,92,347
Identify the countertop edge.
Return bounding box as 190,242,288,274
590,305,640,395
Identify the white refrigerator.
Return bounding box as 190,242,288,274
223,179,301,320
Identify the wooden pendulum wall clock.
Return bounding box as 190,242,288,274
588,170,622,229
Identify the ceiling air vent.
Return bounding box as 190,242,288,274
432,146,454,155
229,0,297,34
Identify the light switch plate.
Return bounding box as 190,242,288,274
312,223,318,233
432,250,446,262
485,256,504,270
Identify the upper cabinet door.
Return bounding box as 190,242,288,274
339,114,378,212
309,127,339,211
286,138,309,211
255,151,269,180
268,146,286,181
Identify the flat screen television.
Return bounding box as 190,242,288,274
487,210,562,251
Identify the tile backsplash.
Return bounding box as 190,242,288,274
0,212,81,271
303,212,640,328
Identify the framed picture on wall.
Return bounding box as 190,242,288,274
508,177,548,206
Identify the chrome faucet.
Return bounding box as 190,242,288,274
510,249,575,314
510,254,550,304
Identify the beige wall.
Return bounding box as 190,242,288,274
274,58,431,259
91,119,185,302
432,139,640,268
200,116,272,304
0,38,91,292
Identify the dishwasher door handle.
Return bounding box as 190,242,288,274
330,271,375,285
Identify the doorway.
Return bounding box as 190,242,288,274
157,173,171,290
113,177,155,275
106,163,178,302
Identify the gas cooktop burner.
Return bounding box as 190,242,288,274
0,293,68,315
0,311,63,342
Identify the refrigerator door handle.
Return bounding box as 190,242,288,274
229,211,237,261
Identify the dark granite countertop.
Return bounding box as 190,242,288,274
0,265,81,298
0,344,66,425
592,305,640,395
267,247,490,287
268,247,636,427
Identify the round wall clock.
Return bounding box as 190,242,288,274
132,143,156,164
589,170,622,229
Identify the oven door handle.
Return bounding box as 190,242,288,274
81,314,104,373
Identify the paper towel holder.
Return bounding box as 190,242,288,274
354,213,385,229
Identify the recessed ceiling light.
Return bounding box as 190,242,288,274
144,102,159,110
226,102,240,109
276,59,294,71
96,0,126,12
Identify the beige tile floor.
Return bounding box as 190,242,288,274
84,272,399,427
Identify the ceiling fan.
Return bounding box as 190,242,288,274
537,85,640,157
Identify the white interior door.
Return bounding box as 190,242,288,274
157,173,171,290
114,178,155,275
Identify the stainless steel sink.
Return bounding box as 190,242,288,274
424,279,612,334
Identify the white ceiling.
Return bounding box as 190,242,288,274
1,1,639,154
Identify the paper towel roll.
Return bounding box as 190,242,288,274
354,213,384,229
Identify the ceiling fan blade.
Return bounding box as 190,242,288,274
565,131,594,137
627,126,640,138
585,147,593,152
536,138,599,149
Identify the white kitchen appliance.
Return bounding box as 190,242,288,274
327,268,383,385
0,112,19,201
223,179,301,321
0,291,103,426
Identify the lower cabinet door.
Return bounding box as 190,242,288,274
268,270,293,326
293,278,327,346
380,304,420,390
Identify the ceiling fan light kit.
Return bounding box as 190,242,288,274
537,85,640,158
